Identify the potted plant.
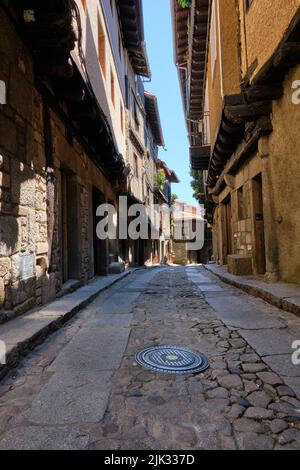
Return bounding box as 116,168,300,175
178,0,192,8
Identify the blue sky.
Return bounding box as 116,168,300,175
142,0,196,206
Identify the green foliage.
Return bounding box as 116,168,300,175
155,169,166,191
190,170,205,201
178,0,192,8
170,194,178,206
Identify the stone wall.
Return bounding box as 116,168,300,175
267,66,300,283
238,0,299,80
213,65,300,283
173,241,189,265
214,151,263,272
0,9,119,322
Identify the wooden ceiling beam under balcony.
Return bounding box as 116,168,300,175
116,0,151,78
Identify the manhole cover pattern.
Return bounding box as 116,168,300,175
135,345,209,375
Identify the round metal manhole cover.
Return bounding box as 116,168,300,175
135,345,209,375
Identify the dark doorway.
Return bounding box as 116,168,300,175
224,196,233,259
138,239,145,266
252,174,266,274
93,188,108,276
61,171,80,282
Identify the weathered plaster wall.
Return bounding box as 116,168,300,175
268,65,300,283
207,0,241,144
207,0,223,144
219,0,241,96
239,0,300,80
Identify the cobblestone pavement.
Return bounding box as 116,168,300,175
0,266,300,450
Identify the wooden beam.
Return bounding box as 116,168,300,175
225,101,272,123
273,42,300,68
245,84,283,103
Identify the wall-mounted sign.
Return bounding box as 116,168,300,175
0,81,6,105
19,252,34,280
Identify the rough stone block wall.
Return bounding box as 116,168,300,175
173,242,189,265
0,10,118,321
0,11,51,321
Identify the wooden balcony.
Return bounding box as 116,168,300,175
190,145,211,171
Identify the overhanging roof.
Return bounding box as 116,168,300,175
207,6,300,189
173,0,190,66
157,159,180,184
144,92,164,147
190,145,210,170
117,0,151,78
172,0,210,120
13,0,126,180
189,0,210,120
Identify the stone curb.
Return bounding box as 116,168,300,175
203,265,300,319
0,268,137,381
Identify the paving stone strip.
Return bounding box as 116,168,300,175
0,270,135,381
204,264,300,318
0,267,299,450
88,269,300,450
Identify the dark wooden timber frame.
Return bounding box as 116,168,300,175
188,0,210,121
10,0,127,181
157,160,180,184
207,7,300,190
174,0,210,121
144,92,164,147
190,145,210,170
116,0,151,78
173,0,211,172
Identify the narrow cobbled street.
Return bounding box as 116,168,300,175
0,266,300,450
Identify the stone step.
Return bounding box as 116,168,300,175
204,264,300,318
0,269,134,381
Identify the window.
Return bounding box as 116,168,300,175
125,75,129,108
98,15,106,78
134,154,139,178
131,90,140,130
118,33,122,60
245,0,253,11
110,67,115,107
81,0,87,13
120,101,124,134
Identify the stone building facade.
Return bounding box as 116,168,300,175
172,202,208,265
172,0,300,283
0,0,176,322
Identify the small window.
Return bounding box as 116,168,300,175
131,90,140,130
98,16,106,78
134,154,139,178
125,75,129,108
118,33,122,60
120,101,124,134
110,67,115,107
245,0,253,11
